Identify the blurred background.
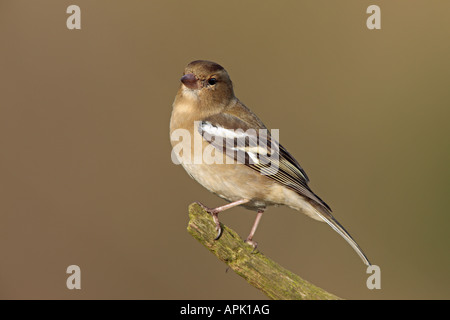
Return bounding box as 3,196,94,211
0,0,449,299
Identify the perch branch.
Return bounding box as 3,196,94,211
187,203,340,300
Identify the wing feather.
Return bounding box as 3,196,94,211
198,114,331,212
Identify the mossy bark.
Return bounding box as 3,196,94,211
187,203,340,300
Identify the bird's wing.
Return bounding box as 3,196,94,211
198,113,370,265
199,113,371,266
198,113,331,212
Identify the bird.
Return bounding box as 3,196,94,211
169,60,371,266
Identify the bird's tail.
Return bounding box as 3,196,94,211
311,202,371,266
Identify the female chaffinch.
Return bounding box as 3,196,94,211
170,60,370,266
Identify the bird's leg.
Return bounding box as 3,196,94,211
245,209,264,252
195,199,250,240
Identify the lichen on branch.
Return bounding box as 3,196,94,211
187,203,340,300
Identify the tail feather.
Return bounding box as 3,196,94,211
313,203,371,266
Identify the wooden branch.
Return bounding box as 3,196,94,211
187,203,341,300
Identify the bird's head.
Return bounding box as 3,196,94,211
179,60,235,107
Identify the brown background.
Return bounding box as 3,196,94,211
0,1,449,299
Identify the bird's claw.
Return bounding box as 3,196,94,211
214,224,223,240
244,238,258,253
195,202,223,240
211,211,223,240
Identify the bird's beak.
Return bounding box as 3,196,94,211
180,73,200,90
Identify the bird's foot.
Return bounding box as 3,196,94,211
212,214,223,240
195,201,212,212
195,201,223,240
244,238,258,253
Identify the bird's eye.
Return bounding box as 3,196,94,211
208,78,217,85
